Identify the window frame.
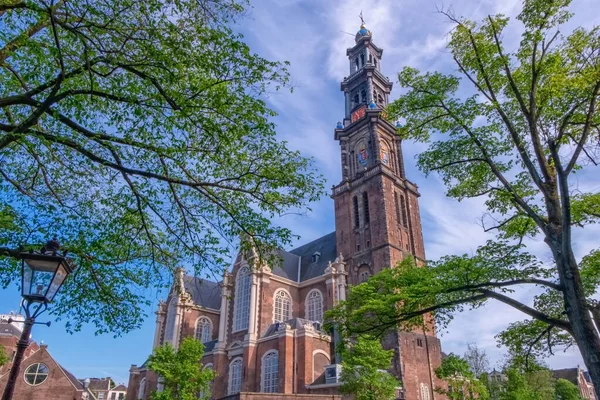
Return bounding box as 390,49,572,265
261,350,279,393
233,266,251,332
137,377,146,400
362,192,370,225
273,289,292,323
23,363,49,386
353,195,360,228
228,358,243,395
305,289,324,323
164,299,178,345
195,316,213,343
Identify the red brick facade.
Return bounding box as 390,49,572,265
0,339,87,400
128,22,444,400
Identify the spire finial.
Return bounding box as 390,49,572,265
359,10,365,26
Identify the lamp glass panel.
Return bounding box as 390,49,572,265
22,258,59,299
45,263,68,301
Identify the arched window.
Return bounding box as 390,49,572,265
234,267,251,331
420,383,430,400
378,93,384,105
138,378,146,400
164,299,177,345
394,192,401,223
273,290,292,323
228,358,243,395
306,290,323,322
353,196,359,228
360,53,365,67
360,88,367,103
261,351,279,393
360,271,370,282
195,317,212,343
362,192,370,225
355,58,359,70
400,195,408,228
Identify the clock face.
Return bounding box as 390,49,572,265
351,105,367,123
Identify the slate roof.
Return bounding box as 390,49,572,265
59,365,84,390
179,232,336,312
0,321,22,337
272,249,302,281
85,377,111,391
290,231,337,282
204,339,217,353
262,318,327,337
553,368,579,385
182,276,221,310
112,384,127,391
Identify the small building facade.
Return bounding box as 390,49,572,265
0,316,91,400
553,367,596,400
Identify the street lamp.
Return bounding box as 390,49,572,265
1,237,75,400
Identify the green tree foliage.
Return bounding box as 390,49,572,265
330,0,600,395
0,0,323,335
554,378,583,400
435,353,490,400
0,345,8,367
339,336,400,400
501,368,539,400
147,337,215,400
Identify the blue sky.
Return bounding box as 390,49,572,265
1,0,600,386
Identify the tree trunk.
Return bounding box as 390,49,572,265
551,237,600,399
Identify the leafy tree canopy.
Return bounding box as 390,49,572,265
554,378,584,400
435,353,490,400
339,336,400,400
147,337,215,400
0,0,323,335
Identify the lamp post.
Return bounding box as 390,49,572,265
1,237,75,400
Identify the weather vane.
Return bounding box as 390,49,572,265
359,10,365,25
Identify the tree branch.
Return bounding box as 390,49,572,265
481,289,572,333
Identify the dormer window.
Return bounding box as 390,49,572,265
311,252,321,263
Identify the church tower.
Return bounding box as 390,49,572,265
332,20,445,399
